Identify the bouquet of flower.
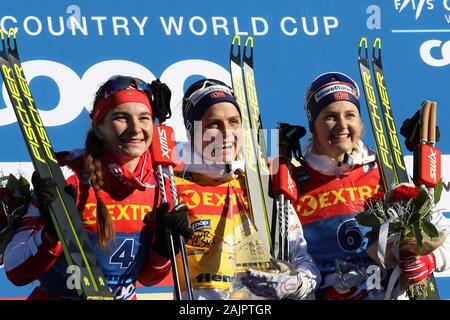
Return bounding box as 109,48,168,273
0,174,31,264
356,181,445,299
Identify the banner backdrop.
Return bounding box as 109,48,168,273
1,0,449,299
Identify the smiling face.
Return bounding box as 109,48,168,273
194,102,242,164
95,102,153,171
312,100,363,162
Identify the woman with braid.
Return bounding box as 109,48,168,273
3,76,192,300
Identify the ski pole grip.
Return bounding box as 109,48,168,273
150,125,179,167
271,156,297,202
428,102,437,145
419,101,431,143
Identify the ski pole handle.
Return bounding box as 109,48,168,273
428,102,437,146
419,101,431,144
271,157,297,202
414,101,441,188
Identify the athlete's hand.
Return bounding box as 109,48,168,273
31,171,77,238
152,203,193,259
241,259,310,300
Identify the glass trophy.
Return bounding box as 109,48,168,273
227,210,274,300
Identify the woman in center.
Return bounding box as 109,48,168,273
175,78,320,300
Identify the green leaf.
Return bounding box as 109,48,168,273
6,174,19,193
422,220,439,238
414,186,430,210
404,226,414,239
418,198,432,221
17,176,30,198
409,208,423,225
413,223,423,253
434,178,443,205
355,211,382,228
388,221,404,234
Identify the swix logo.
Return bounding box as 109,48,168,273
157,126,171,160
394,0,435,20
429,148,438,181
287,170,295,195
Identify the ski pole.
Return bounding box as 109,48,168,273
414,101,441,188
151,124,194,300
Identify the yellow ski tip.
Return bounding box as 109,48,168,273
244,36,254,48
359,37,368,48
232,35,241,46
374,37,381,49
7,27,16,39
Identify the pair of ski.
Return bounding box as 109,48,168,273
229,36,294,264
0,30,112,298
229,36,275,265
358,37,440,300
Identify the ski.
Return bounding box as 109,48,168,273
358,37,440,300
371,38,409,183
358,37,397,191
230,35,274,256
0,29,112,299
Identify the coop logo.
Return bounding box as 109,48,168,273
420,39,450,66
0,58,230,142
191,220,211,231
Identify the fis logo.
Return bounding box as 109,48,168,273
191,219,211,231
394,0,435,20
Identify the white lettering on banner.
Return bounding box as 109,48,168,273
252,17,269,36
280,16,339,36
0,59,229,142
190,16,208,36
48,16,65,36
112,17,131,36
445,0,450,10
420,39,450,66
23,16,42,36
91,16,107,35
1,15,339,37
212,17,229,35
1,15,149,36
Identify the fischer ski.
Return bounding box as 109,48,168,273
0,29,112,299
371,38,409,184
358,37,440,300
229,35,274,257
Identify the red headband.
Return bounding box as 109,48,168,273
92,89,152,126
